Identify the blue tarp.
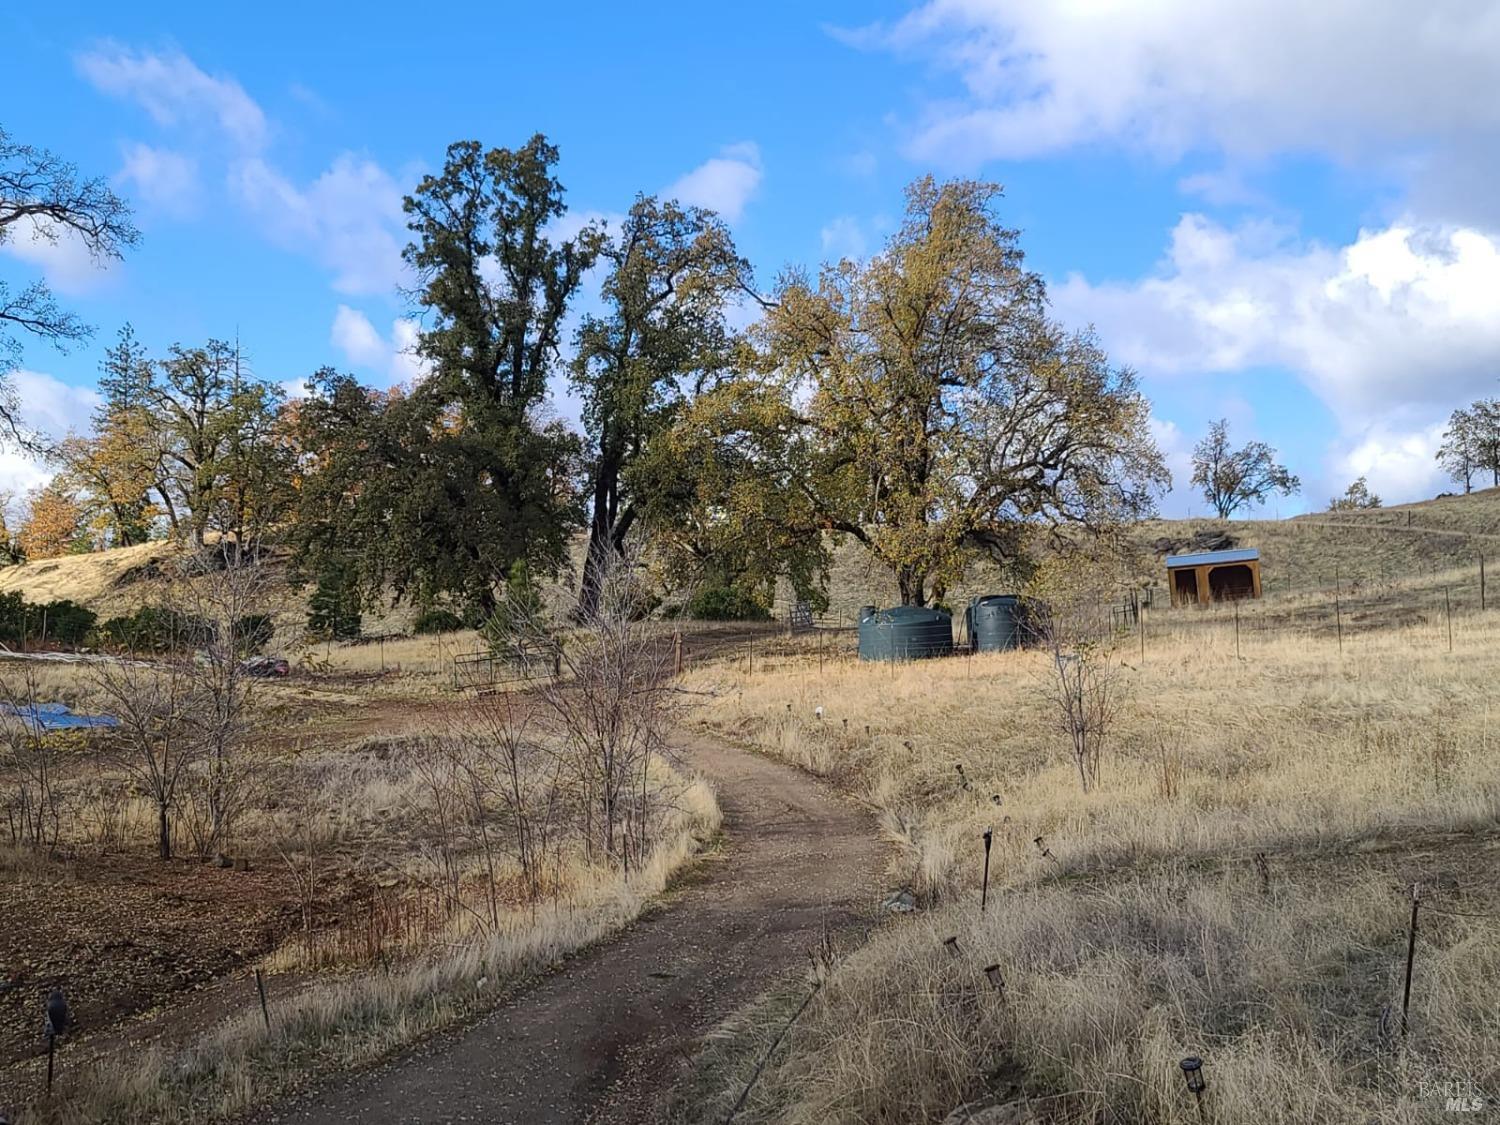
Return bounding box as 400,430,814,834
0,702,119,731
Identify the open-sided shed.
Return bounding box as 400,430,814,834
1166,547,1261,606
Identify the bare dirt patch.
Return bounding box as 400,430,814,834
0,853,300,1073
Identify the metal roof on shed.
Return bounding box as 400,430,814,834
1165,547,1260,568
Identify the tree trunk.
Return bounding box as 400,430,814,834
577,442,625,619
158,804,171,860
896,569,927,607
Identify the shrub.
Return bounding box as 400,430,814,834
684,585,770,621
481,561,546,653
234,614,275,654
0,591,27,643
0,593,97,647
97,606,213,653
413,608,466,635
306,563,361,641
38,599,97,645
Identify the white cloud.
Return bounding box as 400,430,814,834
820,216,868,260
847,1,1500,172
665,142,763,222
0,216,117,296
1053,215,1500,426
1334,422,1450,504
0,371,101,499
330,305,428,386
233,154,408,295
331,305,388,367
1054,214,1500,503
389,318,428,384
117,142,199,215
76,44,413,297
75,44,269,151
12,369,98,439
1147,416,1196,516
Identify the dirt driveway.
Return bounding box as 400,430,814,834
270,734,886,1125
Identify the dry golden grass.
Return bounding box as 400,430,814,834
679,579,1500,1123
0,540,180,611
18,771,720,1124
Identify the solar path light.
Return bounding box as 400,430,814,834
43,989,69,1093
1179,1055,1206,1114
980,828,993,912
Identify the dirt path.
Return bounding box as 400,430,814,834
269,735,885,1125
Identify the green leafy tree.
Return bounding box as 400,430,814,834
1438,406,1481,493
306,560,362,641
1473,399,1500,488
56,326,159,546
294,136,597,614
1329,476,1381,511
571,195,745,616
634,374,834,610
693,176,1166,607
1191,419,1300,519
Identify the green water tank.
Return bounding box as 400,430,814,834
858,606,954,662
966,595,1021,653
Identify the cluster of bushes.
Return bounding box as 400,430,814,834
95,606,272,655
0,592,97,647
413,608,466,634
682,585,771,621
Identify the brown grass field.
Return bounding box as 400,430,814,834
674,563,1500,1124
0,496,1497,1122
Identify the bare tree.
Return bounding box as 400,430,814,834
1033,566,1125,794
269,784,332,943
0,126,138,444
0,671,64,850
175,545,280,856
500,549,680,874
451,690,564,912
405,744,469,920
90,658,199,859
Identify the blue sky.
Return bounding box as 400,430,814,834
7,1,1500,515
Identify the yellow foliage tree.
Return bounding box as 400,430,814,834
18,481,84,559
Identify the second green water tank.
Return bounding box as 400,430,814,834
966,595,1021,653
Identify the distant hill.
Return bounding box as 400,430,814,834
4,486,1497,630
0,539,180,615
1139,487,1500,596
804,487,1500,621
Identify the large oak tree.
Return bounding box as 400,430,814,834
571,195,745,616
665,177,1168,608
293,136,597,615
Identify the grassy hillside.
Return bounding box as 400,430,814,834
0,539,179,614
6,487,1499,634
678,564,1500,1124
793,488,1500,624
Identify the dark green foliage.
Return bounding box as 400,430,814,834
234,613,275,654
306,563,361,641
684,584,770,621
97,605,213,652
290,135,597,614
480,560,546,652
571,196,745,616
0,592,27,643
0,593,97,646
413,608,465,635
37,599,96,645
